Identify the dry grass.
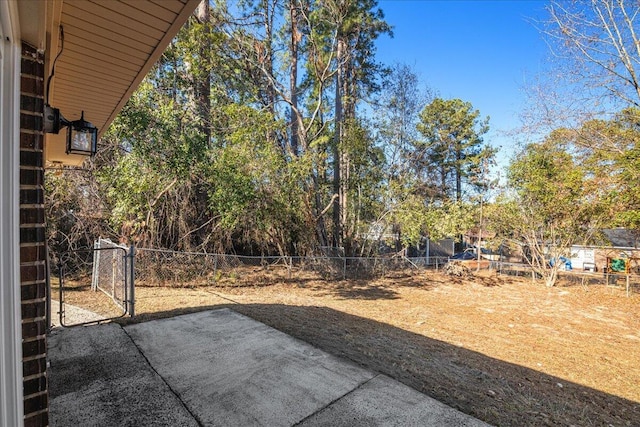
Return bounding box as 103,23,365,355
54,268,640,426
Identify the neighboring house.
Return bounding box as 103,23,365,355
423,238,455,258
490,228,640,271
361,223,456,258
570,245,640,273
463,227,496,249
0,1,199,425
600,228,640,248
571,228,640,273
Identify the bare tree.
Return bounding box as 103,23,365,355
519,1,640,159
546,0,640,108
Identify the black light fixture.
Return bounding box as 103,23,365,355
66,111,98,155
44,106,98,155
43,26,99,157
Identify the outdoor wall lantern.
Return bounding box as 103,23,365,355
43,25,99,156
44,106,98,156
67,111,98,155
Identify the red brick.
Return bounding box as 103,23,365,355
21,95,43,113
22,319,47,340
20,169,44,186
21,282,47,301
19,188,44,205
22,338,46,359
21,75,44,96
20,113,42,131
23,394,48,416
19,227,45,244
19,151,44,168
20,245,46,263
20,58,44,78
23,375,47,397
21,43,39,57
21,300,46,320
19,207,45,226
23,411,48,427
22,358,46,377
21,41,48,425
20,264,46,283
20,133,43,150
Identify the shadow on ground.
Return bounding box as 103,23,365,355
302,279,402,300
118,304,640,427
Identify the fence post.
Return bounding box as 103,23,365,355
111,249,117,298
45,243,51,331
627,273,630,297
128,245,135,318
426,239,430,267
91,240,99,291
58,262,65,326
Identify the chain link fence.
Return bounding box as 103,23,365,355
133,248,638,296
52,240,134,326
134,248,450,287
91,239,130,310
496,261,640,295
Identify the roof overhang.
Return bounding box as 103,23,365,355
18,0,200,166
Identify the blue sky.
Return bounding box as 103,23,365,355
375,0,550,173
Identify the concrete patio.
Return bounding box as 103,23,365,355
48,308,490,426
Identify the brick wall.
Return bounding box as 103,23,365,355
20,42,49,427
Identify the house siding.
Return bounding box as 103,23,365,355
20,42,48,427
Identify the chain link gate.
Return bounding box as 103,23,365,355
56,239,135,327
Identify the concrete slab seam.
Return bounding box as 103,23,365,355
291,374,383,426
120,326,205,427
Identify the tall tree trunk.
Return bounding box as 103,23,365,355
333,38,345,248
314,174,329,248
341,56,349,250
456,147,462,202
289,0,299,156
193,1,213,249
172,47,178,103
195,0,211,145
341,50,358,253
262,0,278,149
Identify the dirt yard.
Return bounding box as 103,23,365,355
55,269,640,427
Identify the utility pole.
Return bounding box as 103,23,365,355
476,157,489,272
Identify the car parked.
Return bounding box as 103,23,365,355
450,249,477,260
